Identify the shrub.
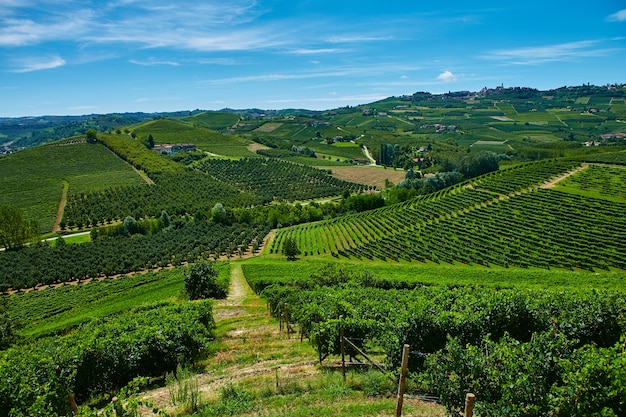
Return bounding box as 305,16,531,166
185,261,227,300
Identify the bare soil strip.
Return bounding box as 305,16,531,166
541,164,587,189
52,180,69,233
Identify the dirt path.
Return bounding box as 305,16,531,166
52,180,69,233
140,264,318,415
541,163,587,189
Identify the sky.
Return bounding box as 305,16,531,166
0,1,625,117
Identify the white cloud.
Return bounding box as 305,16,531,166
437,70,457,82
607,9,626,22
11,56,66,73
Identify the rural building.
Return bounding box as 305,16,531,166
153,143,196,154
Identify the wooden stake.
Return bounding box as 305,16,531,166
340,326,346,382
464,393,476,417
68,392,78,415
395,344,410,417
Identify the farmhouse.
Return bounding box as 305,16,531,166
153,143,196,154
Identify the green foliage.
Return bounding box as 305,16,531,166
0,205,39,250
99,134,186,176
282,237,300,260
85,129,98,143
556,165,626,202
77,378,166,417
253,261,626,416
210,202,228,224
185,261,227,300
0,301,215,415
423,333,626,417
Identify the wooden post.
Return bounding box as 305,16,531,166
68,392,78,415
340,325,346,382
395,344,410,417
464,393,475,417
285,309,290,339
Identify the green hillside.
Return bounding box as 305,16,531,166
131,118,256,157
183,111,241,131
0,141,145,231
270,160,626,271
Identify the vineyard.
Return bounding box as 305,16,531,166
270,160,626,271
194,157,370,203
0,299,216,416
5,266,210,339
0,141,146,232
555,164,626,201
245,262,626,416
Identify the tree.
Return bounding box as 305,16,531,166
85,129,98,143
283,237,300,261
143,134,155,149
210,203,228,224
184,261,226,300
0,205,40,250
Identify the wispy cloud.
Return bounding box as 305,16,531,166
201,62,421,86
437,70,458,82
11,56,66,73
483,40,620,65
265,93,389,105
130,58,180,66
607,9,626,22
0,9,94,47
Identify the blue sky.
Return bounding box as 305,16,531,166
0,0,625,117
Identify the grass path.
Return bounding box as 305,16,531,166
140,263,445,416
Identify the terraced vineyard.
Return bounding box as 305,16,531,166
270,160,626,271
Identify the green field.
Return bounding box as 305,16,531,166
0,142,145,231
